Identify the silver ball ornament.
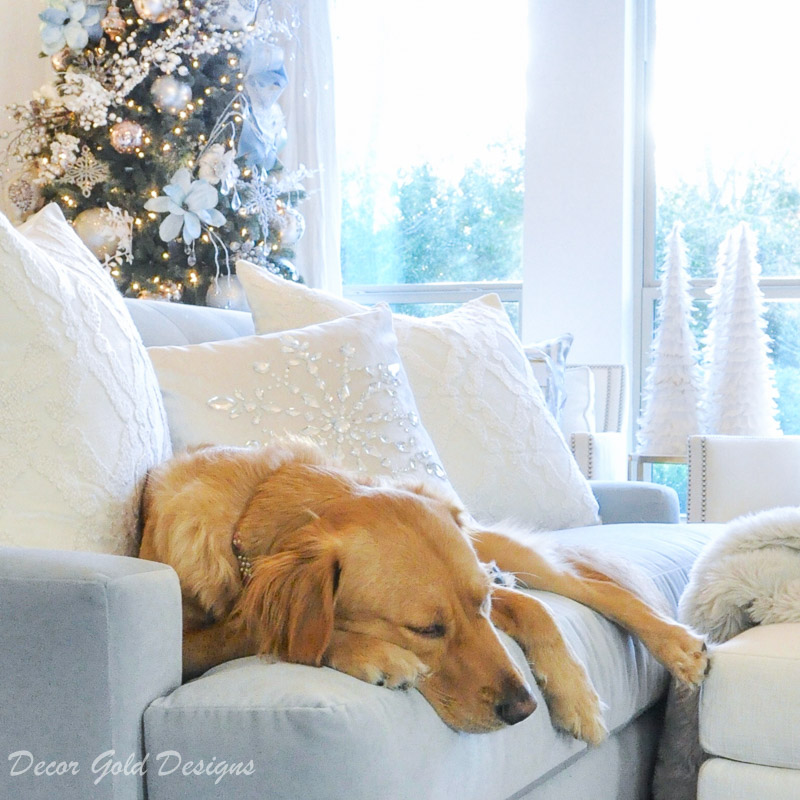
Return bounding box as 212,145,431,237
151,75,192,115
207,0,257,31
206,276,250,311
278,207,305,246
133,0,179,23
73,208,122,260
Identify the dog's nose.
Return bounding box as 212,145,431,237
495,680,537,726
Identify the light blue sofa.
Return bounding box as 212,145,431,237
0,299,718,800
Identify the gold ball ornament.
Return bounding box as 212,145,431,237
73,207,123,260
151,75,192,115
101,1,127,40
132,0,179,23
110,120,144,154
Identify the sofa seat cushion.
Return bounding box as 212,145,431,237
700,623,800,769
143,523,716,800
698,759,800,800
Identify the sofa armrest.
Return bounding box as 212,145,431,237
0,547,182,800
591,481,680,524
688,434,800,522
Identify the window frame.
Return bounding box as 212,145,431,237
343,281,523,324
638,0,800,440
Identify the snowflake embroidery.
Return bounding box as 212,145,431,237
207,335,446,479
63,145,111,198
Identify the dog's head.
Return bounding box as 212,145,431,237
236,466,535,733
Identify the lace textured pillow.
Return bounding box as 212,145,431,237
0,205,172,555
147,306,447,484
235,261,599,529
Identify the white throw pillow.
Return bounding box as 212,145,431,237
0,204,172,555
147,306,448,484
236,261,600,529
560,366,597,435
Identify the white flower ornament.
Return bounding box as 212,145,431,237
198,144,241,195
145,168,226,244
39,1,103,55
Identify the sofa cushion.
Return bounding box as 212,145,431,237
235,261,599,530
700,623,800,769
143,522,716,800
147,306,447,483
698,759,800,800
0,204,171,555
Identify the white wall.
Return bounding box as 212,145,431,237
521,0,640,368
0,5,51,132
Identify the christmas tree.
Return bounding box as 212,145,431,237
637,223,703,455
704,222,780,435
3,0,305,304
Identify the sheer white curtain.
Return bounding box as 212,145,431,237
276,0,342,293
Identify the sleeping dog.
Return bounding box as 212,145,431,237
139,438,707,742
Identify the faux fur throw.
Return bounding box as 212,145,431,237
653,507,800,800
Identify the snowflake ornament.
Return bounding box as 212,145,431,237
63,145,111,197
234,169,281,231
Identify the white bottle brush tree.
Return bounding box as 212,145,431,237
637,223,703,455
704,222,780,435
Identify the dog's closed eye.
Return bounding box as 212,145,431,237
407,623,447,639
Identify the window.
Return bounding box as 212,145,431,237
332,1,527,323
643,0,800,505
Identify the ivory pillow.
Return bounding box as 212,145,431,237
561,366,597,435
0,205,171,555
236,261,599,529
147,306,447,483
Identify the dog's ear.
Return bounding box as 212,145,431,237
401,481,468,526
237,520,340,666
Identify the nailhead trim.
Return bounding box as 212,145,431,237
687,436,708,523
700,437,708,522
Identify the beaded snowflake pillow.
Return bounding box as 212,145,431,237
235,261,600,530
0,204,171,555
147,306,447,484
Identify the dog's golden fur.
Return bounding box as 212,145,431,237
139,439,707,741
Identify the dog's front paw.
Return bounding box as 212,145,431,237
325,630,430,690
655,625,708,687
547,677,608,746
356,647,430,690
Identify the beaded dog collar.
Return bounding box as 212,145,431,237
231,531,254,585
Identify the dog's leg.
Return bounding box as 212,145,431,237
490,585,607,744
323,629,430,690
183,616,255,679
474,531,708,686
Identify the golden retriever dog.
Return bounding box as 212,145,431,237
139,439,708,743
